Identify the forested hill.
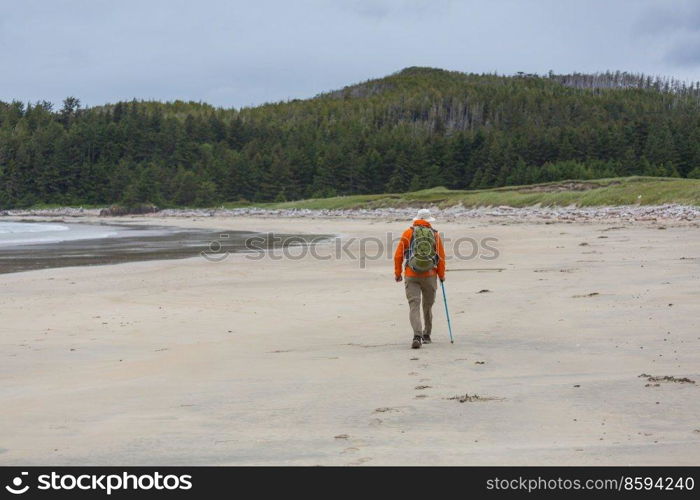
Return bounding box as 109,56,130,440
2,66,700,208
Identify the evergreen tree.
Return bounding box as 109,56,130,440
1,67,700,209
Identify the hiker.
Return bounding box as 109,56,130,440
394,208,446,349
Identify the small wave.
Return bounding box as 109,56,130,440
0,222,122,247
0,232,121,246
0,222,70,234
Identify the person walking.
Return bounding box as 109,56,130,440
394,208,446,349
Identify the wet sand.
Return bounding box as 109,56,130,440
0,221,328,274
0,215,698,465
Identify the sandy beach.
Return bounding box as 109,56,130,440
1,215,699,465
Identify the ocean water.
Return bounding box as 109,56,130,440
0,221,120,247
0,220,232,273
0,220,331,274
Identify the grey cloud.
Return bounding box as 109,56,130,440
634,1,700,35
338,0,449,19
666,36,700,66
1,0,699,107
633,1,700,68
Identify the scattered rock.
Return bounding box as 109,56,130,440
99,204,159,216
5,204,699,221
477,289,491,294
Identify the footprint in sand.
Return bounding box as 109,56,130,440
369,418,383,427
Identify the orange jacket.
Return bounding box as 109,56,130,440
394,220,446,279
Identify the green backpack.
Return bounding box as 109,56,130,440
406,225,438,272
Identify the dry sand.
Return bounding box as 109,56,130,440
1,215,699,465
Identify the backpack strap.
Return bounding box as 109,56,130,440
403,226,414,261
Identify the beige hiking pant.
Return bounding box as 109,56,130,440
404,275,438,337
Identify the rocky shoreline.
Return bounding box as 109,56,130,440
1,203,699,223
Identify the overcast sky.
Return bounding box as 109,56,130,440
2,0,700,108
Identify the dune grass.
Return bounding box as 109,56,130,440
228,176,699,210
20,177,696,211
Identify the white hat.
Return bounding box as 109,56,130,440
413,208,435,222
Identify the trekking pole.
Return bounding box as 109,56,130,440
440,280,454,344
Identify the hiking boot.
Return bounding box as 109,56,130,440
411,336,422,349
422,334,432,344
